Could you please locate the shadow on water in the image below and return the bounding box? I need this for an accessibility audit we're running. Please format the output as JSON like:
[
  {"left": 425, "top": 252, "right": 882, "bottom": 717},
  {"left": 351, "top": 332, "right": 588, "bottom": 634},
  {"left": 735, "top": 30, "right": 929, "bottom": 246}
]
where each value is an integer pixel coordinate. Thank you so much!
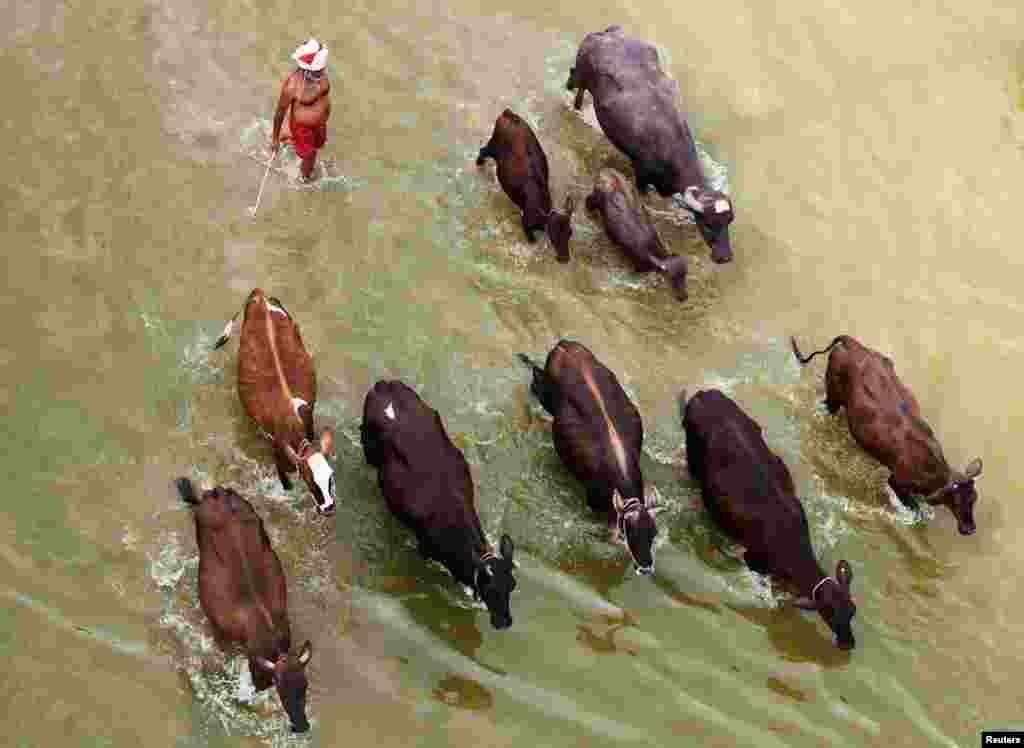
[
  {"left": 727, "top": 602, "right": 853, "bottom": 668},
  {"left": 433, "top": 673, "right": 495, "bottom": 710}
]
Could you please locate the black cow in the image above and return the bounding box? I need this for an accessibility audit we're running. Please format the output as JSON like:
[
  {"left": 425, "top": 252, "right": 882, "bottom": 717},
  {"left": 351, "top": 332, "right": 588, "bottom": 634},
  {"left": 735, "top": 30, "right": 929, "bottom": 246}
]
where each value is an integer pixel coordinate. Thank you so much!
[
  {"left": 680, "top": 389, "right": 857, "bottom": 650},
  {"left": 566, "top": 26, "right": 734, "bottom": 263},
  {"left": 360, "top": 380, "right": 518, "bottom": 630},
  {"left": 519, "top": 340, "right": 659, "bottom": 574}
]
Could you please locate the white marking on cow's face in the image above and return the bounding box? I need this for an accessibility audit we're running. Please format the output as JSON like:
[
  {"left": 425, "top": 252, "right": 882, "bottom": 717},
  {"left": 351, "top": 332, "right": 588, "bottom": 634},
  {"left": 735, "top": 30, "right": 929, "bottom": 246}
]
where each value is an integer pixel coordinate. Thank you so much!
[
  {"left": 714, "top": 199, "right": 730, "bottom": 214},
  {"left": 384, "top": 402, "right": 396, "bottom": 420},
  {"left": 291, "top": 397, "right": 308, "bottom": 419},
  {"left": 266, "top": 301, "right": 287, "bottom": 316},
  {"left": 307, "top": 452, "right": 336, "bottom": 511}
]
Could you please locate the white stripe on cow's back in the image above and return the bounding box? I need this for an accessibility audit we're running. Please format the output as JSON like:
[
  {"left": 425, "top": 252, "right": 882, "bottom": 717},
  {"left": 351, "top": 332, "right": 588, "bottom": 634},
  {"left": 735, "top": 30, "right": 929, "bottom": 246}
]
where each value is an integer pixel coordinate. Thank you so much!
[{"left": 579, "top": 366, "right": 630, "bottom": 479}]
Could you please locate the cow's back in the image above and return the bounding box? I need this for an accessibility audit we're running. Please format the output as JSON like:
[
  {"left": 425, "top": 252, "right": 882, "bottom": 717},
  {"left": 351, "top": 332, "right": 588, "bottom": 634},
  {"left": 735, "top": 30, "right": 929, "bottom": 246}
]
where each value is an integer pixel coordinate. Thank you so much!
[
  {"left": 835, "top": 342, "right": 947, "bottom": 486},
  {"left": 194, "top": 490, "right": 289, "bottom": 644},
  {"left": 238, "top": 293, "right": 317, "bottom": 433},
  {"left": 364, "top": 381, "right": 478, "bottom": 531},
  {"left": 594, "top": 168, "right": 660, "bottom": 254},
  {"left": 547, "top": 341, "right": 644, "bottom": 496},
  {"left": 685, "top": 390, "right": 803, "bottom": 545}
]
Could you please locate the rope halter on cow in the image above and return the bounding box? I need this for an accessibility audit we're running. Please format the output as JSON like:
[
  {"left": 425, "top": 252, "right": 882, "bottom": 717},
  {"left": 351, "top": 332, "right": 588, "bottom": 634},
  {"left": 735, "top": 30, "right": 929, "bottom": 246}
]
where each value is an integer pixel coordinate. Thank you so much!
[
  {"left": 472, "top": 547, "right": 499, "bottom": 600},
  {"left": 810, "top": 576, "right": 838, "bottom": 603},
  {"left": 616, "top": 496, "right": 645, "bottom": 537}
]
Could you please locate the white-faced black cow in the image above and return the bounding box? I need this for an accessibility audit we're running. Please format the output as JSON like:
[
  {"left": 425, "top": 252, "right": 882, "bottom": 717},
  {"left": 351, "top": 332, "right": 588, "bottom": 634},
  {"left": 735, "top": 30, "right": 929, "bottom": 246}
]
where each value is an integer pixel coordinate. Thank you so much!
[
  {"left": 518, "top": 340, "right": 660, "bottom": 574},
  {"left": 680, "top": 389, "right": 857, "bottom": 651},
  {"left": 214, "top": 288, "right": 336, "bottom": 514},
  {"left": 477, "top": 109, "right": 575, "bottom": 262},
  {"left": 175, "top": 478, "right": 314, "bottom": 732},
  {"left": 566, "top": 26, "right": 734, "bottom": 263},
  {"left": 360, "top": 380, "right": 518, "bottom": 630},
  {"left": 585, "top": 167, "right": 690, "bottom": 301},
  {"left": 792, "top": 334, "right": 983, "bottom": 535}
]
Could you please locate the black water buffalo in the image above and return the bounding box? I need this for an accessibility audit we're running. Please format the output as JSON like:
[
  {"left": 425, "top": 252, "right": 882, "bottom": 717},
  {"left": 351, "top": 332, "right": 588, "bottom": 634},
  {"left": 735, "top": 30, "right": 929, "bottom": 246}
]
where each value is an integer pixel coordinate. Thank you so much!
[
  {"left": 175, "top": 478, "right": 314, "bottom": 732},
  {"left": 477, "top": 108, "right": 575, "bottom": 262},
  {"left": 214, "top": 288, "right": 336, "bottom": 514},
  {"left": 360, "top": 380, "right": 518, "bottom": 630},
  {"left": 585, "top": 166, "right": 690, "bottom": 300},
  {"left": 680, "top": 389, "right": 857, "bottom": 650},
  {"left": 792, "top": 334, "right": 983, "bottom": 535},
  {"left": 519, "top": 340, "right": 659, "bottom": 574},
  {"left": 566, "top": 26, "right": 734, "bottom": 263}
]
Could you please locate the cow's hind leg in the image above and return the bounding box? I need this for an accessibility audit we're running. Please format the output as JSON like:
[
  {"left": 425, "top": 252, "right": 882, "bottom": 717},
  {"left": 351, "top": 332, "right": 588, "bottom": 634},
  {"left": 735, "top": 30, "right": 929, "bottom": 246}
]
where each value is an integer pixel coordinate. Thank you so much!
[{"left": 360, "top": 423, "right": 384, "bottom": 467}]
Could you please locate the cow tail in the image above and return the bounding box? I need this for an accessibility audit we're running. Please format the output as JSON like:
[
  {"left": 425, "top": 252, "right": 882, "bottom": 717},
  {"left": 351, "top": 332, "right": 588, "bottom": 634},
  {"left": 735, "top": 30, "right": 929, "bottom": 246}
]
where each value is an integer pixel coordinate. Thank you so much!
[
  {"left": 791, "top": 335, "right": 845, "bottom": 365},
  {"left": 213, "top": 309, "right": 241, "bottom": 350},
  {"left": 517, "top": 353, "right": 556, "bottom": 414},
  {"left": 175, "top": 477, "right": 200, "bottom": 505}
]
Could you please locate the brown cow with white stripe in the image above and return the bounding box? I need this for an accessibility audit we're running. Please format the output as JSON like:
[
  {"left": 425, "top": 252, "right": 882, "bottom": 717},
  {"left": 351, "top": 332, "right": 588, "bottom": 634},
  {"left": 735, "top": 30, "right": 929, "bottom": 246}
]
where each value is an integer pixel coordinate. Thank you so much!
[
  {"left": 214, "top": 288, "right": 336, "bottom": 514},
  {"left": 518, "top": 340, "right": 659, "bottom": 574}
]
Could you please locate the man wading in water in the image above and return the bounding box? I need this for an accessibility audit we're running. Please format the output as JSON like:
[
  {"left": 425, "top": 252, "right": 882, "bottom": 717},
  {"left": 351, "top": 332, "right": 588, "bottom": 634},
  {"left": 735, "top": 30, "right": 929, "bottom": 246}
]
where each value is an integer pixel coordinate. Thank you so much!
[{"left": 272, "top": 39, "right": 332, "bottom": 182}]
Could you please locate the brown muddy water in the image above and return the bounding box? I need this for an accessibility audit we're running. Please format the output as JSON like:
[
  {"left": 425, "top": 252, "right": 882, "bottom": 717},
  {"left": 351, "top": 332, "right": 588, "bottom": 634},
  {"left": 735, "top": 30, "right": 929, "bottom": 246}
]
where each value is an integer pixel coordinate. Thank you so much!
[{"left": 2, "top": 0, "right": 1023, "bottom": 745}]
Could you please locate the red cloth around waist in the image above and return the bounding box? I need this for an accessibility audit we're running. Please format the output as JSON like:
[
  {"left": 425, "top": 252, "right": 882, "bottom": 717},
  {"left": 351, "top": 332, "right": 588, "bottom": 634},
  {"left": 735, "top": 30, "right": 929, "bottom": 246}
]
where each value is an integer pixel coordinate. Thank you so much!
[{"left": 289, "top": 117, "right": 327, "bottom": 159}]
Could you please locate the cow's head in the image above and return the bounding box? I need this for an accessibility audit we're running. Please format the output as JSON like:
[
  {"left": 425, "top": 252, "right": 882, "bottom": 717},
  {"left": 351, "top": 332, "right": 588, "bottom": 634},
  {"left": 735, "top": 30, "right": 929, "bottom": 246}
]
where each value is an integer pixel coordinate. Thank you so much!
[
  {"left": 680, "top": 186, "right": 734, "bottom": 264},
  {"left": 612, "top": 490, "right": 659, "bottom": 575},
  {"left": 255, "top": 641, "right": 313, "bottom": 733},
  {"left": 285, "top": 431, "right": 337, "bottom": 514},
  {"left": 473, "top": 534, "right": 517, "bottom": 630},
  {"left": 793, "top": 560, "right": 857, "bottom": 651},
  {"left": 927, "top": 457, "right": 982, "bottom": 535},
  {"left": 546, "top": 195, "right": 575, "bottom": 263}
]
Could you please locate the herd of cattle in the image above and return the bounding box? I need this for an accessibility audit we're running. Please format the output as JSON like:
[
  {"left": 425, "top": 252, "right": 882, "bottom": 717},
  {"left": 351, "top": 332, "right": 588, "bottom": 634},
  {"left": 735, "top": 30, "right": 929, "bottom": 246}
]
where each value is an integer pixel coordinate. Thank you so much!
[{"left": 171, "top": 26, "right": 985, "bottom": 733}]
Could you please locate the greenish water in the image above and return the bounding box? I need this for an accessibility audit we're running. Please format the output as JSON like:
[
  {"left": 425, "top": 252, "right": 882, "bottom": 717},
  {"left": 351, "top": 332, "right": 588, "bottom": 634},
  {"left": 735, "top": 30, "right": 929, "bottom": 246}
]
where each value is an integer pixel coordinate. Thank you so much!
[{"left": 2, "top": 0, "right": 1023, "bottom": 745}]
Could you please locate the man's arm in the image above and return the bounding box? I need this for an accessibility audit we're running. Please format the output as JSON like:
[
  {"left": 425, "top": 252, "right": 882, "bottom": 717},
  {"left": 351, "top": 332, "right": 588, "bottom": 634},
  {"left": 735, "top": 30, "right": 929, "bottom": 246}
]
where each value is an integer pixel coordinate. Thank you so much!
[{"left": 270, "top": 76, "right": 294, "bottom": 154}]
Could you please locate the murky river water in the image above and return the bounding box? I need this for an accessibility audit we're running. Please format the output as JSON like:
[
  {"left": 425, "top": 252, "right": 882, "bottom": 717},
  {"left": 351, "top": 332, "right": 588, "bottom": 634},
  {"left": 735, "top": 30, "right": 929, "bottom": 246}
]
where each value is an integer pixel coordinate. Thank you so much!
[{"left": 2, "top": 0, "right": 1023, "bottom": 745}]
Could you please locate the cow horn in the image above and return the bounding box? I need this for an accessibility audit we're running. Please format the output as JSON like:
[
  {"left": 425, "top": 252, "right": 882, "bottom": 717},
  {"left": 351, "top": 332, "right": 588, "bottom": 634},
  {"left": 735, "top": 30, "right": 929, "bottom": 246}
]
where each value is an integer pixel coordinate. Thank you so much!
[
  {"left": 255, "top": 656, "right": 277, "bottom": 673},
  {"left": 612, "top": 490, "right": 625, "bottom": 513},
  {"left": 964, "top": 457, "right": 982, "bottom": 479},
  {"left": 681, "top": 187, "right": 705, "bottom": 214}
]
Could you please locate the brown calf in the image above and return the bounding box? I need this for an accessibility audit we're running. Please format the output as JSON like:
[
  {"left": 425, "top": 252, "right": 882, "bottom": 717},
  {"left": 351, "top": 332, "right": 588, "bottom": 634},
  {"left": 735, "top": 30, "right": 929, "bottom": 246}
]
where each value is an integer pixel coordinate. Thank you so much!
[
  {"left": 476, "top": 109, "right": 574, "bottom": 262},
  {"left": 792, "top": 335, "right": 982, "bottom": 535},
  {"left": 585, "top": 167, "right": 690, "bottom": 300},
  {"left": 214, "top": 288, "right": 336, "bottom": 514},
  {"left": 175, "top": 478, "right": 314, "bottom": 733}
]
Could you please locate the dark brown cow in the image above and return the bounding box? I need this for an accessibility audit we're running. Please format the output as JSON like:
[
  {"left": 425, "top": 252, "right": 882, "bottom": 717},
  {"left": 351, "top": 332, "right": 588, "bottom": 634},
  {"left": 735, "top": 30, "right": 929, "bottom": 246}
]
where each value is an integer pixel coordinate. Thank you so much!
[
  {"left": 476, "top": 109, "right": 575, "bottom": 262},
  {"left": 360, "top": 380, "right": 518, "bottom": 630},
  {"left": 585, "top": 167, "right": 690, "bottom": 301},
  {"left": 566, "top": 26, "right": 734, "bottom": 263},
  {"left": 792, "top": 335, "right": 983, "bottom": 535},
  {"left": 680, "top": 389, "right": 857, "bottom": 650},
  {"left": 175, "top": 478, "right": 314, "bottom": 732},
  {"left": 518, "top": 340, "right": 660, "bottom": 574},
  {"left": 214, "top": 288, "right": 336, "bottom": 514}
]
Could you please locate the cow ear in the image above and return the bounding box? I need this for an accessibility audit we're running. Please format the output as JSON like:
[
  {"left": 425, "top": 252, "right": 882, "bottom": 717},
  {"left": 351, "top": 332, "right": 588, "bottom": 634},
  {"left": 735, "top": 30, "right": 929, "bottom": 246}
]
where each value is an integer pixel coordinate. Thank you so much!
[
  {"left": 297, "top": 640, "right": 312, "bottom": 666},
  {"left": 964, "top": 457, "right": 982, "bottom": 479},
  {"left": 255, "top": 657, "right": 277, "bottom": 673},
  {"left": 836, "top": 560, "right": 853, "bottom": 589},
  {"left": 612, "top": 490, "right": 625, "bottom": 514},
  {"left": 283, "top": 443, "right": 302, "bottom": 466},
  {"left": 500, "top": 533, "right": 514, "bottom": 562},
  {"left": 791, "top": 596, "right": 820, "bottom": 611},
  {"left": 320, "top": 429, "right": 335, "bottom": 457}
]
